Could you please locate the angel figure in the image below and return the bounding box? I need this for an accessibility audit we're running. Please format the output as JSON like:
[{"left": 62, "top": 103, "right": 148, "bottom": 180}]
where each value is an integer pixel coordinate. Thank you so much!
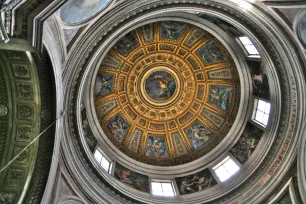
[
  {"left": 95, "top": 74, "right": 113, "bottom": 96},
  {"left": 210, "top": 87, "right": 232, "bottom": 110},
  {"left": 162, "top": 22, "right": 185, "bottom": 39}
]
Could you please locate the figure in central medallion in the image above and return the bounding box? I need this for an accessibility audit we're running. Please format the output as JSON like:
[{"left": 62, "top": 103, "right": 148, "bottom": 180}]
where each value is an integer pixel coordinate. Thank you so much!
[{"left": 145, "top": 70, "right": 176, "bottom": 102}]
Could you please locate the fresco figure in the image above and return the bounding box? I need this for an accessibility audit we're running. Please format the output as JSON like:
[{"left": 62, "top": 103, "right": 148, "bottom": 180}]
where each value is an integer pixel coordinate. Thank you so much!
[
  {"left": 160, "top": 21, "right": 186, "bottom": 40},
  {"left": 176, "top": 169, "right": 217, "bottom": 195},
  {"left": 252, "top": 71, "right": 269, "bottom": 100},
  {"left": 114, "top": 163, "right": 149, "bottom": 192},
  {"left": 186, "top": 120, "right": 212, "bottom": 149},
  {"left": 247, "top": 61, "right": 270, "bottom": 100},
  {"left": 230, "top": 123, "right": 263, "bottom": 164},
  {"left": 208, "top": 86, "right": 232, "bottom": 110},
  {"left": 95, "top": 73, "right": 113, "bottom": 97},
  {"left": 60, "top": 0, "right": 111, "bottom": 25},
  {"left": 145, "top": 71, "right": 176, "bottom": 102},
  {"left": 106, "top": 114, "right": 129, "bottom": 143},
  {"left": 146, "top": 135, "right": 168, "bottom": 158}
]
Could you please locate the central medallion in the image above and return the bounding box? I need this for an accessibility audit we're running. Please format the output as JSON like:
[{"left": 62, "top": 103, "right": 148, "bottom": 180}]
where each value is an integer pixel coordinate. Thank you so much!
[
  {"left": 140, "top": 66, "right": 181, "bottom": 107},
  {"left": 145, "top": 70, "right": 176, "bottom": 102}
]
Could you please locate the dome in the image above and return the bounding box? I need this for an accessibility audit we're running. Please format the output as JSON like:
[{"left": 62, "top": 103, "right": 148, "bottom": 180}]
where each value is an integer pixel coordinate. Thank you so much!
[
  {"left": 93, "top": 21, "right": 240, "bottom": 166},
  {"left": 2, "top": 0, "right": 305, "bottom": 204}
]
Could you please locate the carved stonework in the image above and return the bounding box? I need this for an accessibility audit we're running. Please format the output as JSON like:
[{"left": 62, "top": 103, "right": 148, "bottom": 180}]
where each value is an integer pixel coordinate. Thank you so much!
[
  {"left": 17, "top": 104, "right": 33, "bottom": 120},
  {"left": 13, "top": 148, "right": 28, "bottom": 163},
  {"left": 16, "top": 124, "right": 32, "bottom": 142},
  {"left": 5, "top": 169, "right": 25, "bottom": 188},
  {"left": 12, "top": 64, "right": 30, "bottom": 79},
  {"left": 0, "top": 105, "right": 8, "bottom": 116},
  {"left": 16, "top": 83, "right": 33, "bottom": 100},
  {"left": 0, "top": 192, "right": 15, "bottom": 204}
]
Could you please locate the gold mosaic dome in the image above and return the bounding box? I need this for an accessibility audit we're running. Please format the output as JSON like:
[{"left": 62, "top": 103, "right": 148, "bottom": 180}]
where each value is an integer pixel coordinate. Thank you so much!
[{"left": 94, "top": 21, "right": 240, "bottom": 166}]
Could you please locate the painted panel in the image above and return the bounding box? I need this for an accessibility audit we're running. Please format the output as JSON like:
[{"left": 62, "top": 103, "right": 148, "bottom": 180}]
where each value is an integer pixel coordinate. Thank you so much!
[
  {"left": 298, "top": 14, "right": 306, "bottom": 48},
  {"left": 175, "top": 169, "right": 217, "bottom": 195},
  {"left": 60, "top": 0, "right": 111, "bottom": 25},
  {"left": 229, "top": 123, "right": 263, "bottom": 164},
  {"left": 114, "top": 163, "right": 149, "bottom": 193},
  {"left": 247, "top": 61, "right": 270, "bottom": 100}
]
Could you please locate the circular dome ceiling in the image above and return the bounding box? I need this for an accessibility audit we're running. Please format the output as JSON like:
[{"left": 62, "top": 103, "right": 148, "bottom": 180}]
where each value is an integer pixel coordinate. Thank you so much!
[{"left": 94, "top": 21, "right": 240, "bottom": 166}]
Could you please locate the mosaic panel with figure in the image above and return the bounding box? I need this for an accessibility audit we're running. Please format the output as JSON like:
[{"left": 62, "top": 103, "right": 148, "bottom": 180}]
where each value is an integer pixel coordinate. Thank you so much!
[
  {"left": 145, "top": 135, "right": 169, "bottom": 158},
  {"left": 197, "top": 40, "right": 226, "bottom": 65},
  {"left": 208, "top": 86, "right": 232, "bottom": 111},
  {"left": 95, "top": 73, "right": 114, "bottom": 97},
  {"left": 105, "top": 114, "right": 129, "bottom": 143},
  {"left": 185, "top": 120, "right": 213, "bottom": 149},
  {"left": 113, "top": 31, "right": 138, "bottom": 56},
  {"left": 160, "top": 21, "right": 187, "bottom": 40}
]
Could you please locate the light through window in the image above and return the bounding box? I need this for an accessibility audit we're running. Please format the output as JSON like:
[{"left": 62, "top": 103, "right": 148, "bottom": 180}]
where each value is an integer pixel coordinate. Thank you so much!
[
  {"left": 151, "top": 181, "right": 175, "bottom": 197},
  {"left": 239, "top": 36, "right": 260, "bottom": 58},
  {"left": 254, "top": 99, "right": 270, "bottom": 127},
  {"left": 94, "top": 149, "right": 112, "bottom": 173},
  {"left": 213, "top": 156, "right": 240, "bottom": 182}
]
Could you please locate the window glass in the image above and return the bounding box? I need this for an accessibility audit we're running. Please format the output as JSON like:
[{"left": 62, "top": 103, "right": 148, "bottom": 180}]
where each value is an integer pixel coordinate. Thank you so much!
[
  {"left": 94, "top": 149, "right": 112, "bottom": 173},
  {"left": 151, "top": 181, "right": 175, "bottom": 196},
  {"left": 213, "top": 156, "right": 240, "bottom": 182},
  {"left": 238, "top": 36, "right": 260, "bottom": 58},
  {"left": 254, "top": 99, "right": 271, "bottom": 127}
]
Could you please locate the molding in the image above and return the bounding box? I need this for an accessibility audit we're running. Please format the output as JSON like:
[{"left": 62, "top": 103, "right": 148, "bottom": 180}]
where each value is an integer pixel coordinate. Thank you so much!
[{"left": 298, "top": 120, "right": 306, "bottom": 204}]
